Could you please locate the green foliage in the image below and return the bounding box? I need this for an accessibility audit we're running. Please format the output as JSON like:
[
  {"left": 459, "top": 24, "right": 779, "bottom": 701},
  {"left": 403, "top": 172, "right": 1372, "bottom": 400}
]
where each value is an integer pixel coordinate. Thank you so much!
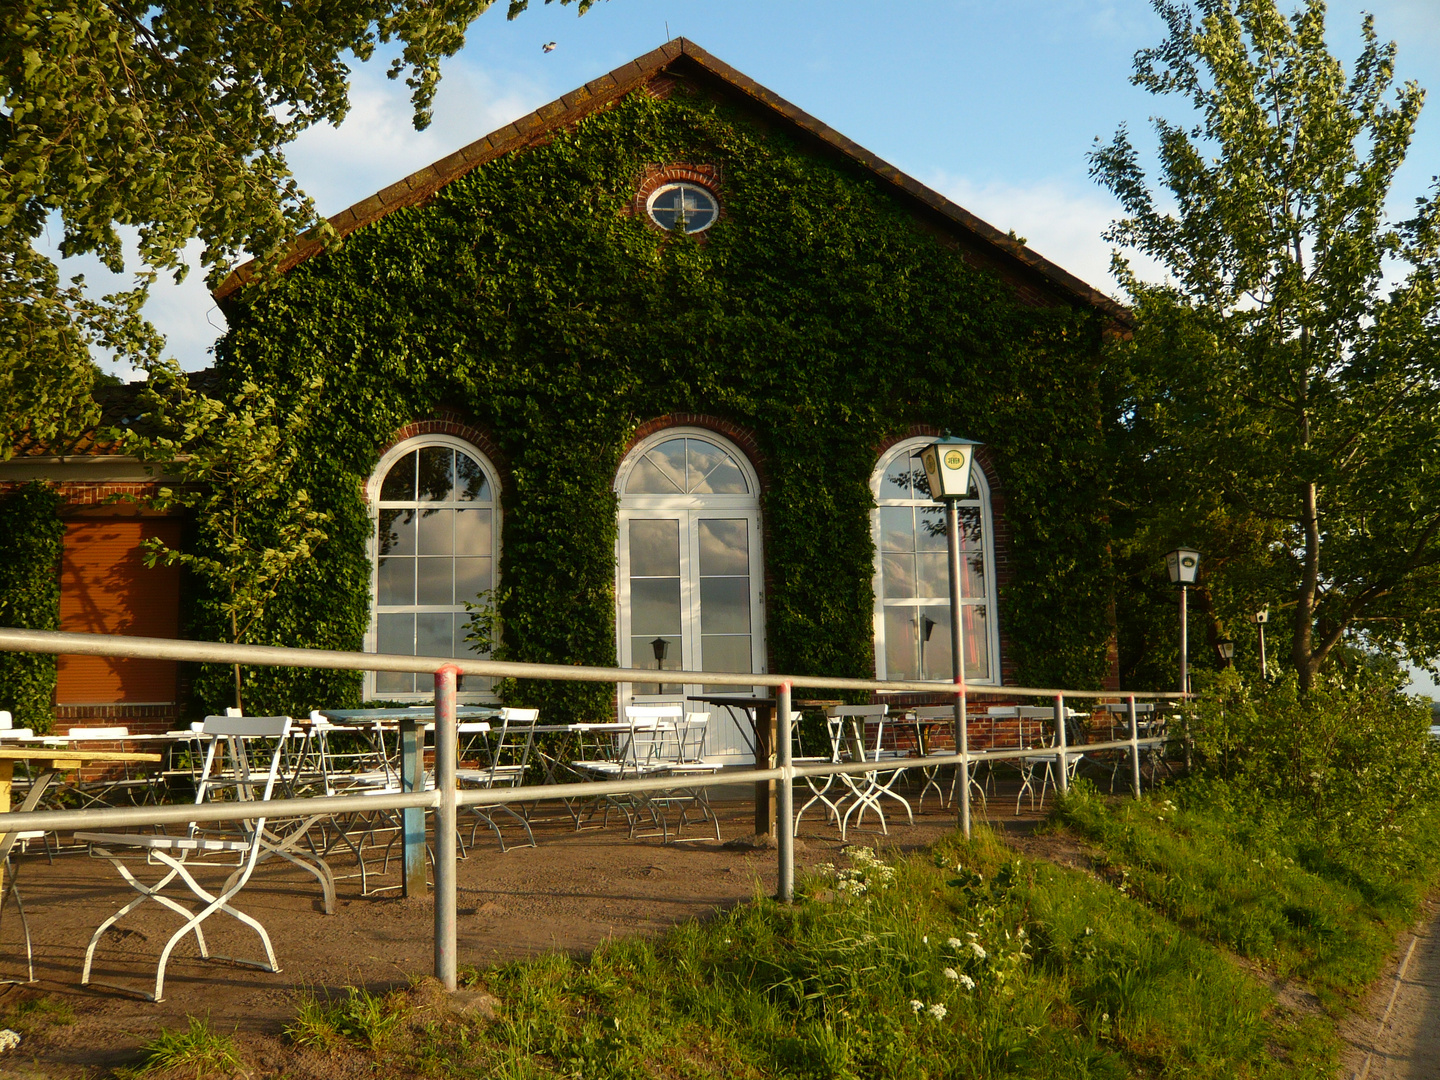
[
  {"left": 1094, "top": 0, "right": 1440, "bottom": 690},
  {"left": 120, "top": 1014, "right": 244, "bottom": 1079},
  {"left": 0, "top": 0, "right": 591, "bottom": 458},
  {"left": 217, "top": 86, "right": 1119, "bottom": 718},
  {"left": 0, "top": 482, "right": 61, "bottom": 731},
  {"left": 120, "top": 364, "right": 332, "bottom": 712},
  {"left": 1188, "top": 668, "right": 1439, "bottom": 867},
  {"left": 1058, "top": 673, "right": 1440, "bottom": 1007}
]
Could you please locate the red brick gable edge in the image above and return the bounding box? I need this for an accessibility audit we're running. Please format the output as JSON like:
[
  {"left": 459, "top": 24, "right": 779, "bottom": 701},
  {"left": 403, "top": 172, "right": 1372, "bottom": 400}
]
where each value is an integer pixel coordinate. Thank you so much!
[{"left": 372, "top": 413, "right": 510, "bottom": 501}]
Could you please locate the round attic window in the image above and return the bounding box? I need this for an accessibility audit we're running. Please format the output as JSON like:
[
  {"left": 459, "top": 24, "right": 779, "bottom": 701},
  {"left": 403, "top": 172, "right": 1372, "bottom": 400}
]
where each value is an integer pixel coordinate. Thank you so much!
[{"left": 646, "top": 182, "right": 718, "bottom": 234}]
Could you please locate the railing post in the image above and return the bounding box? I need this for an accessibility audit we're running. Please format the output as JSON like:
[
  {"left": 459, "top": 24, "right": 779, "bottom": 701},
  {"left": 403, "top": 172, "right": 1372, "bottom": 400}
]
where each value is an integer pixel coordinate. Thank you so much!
[
  {"left": 776, "top": 681, "right": 794, "bottom": 903},
  {"left": 433, "top": 665, "right": 459, "bottom": 992},
  {"left": 1128, "top": 695, "right": 1142, "bottom": 799},
  {"left": 1054, "top": 693, "right": 1069, "bottom": 797},
  {"left": 400, "top": 717, "right": 426, "bottom": 897}
]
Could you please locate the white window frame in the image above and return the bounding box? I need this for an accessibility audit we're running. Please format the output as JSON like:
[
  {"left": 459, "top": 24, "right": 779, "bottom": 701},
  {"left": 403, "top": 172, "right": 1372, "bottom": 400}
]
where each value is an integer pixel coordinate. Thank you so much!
[
  {"left": 614, "top": 428, "right": 767, "bottom": 759},
  {"left": 364, "top": 433, "right": 501, "bottom": 702},
  {"left": 870, "top": 436, "right": 1000, "bottom": 685}
]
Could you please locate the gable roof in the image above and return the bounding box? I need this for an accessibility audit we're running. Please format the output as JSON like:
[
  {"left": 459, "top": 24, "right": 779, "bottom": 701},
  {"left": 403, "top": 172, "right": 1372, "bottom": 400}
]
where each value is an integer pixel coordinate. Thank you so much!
[{"left": 212, "top": 38, "right": 1129, "bottom": 325}]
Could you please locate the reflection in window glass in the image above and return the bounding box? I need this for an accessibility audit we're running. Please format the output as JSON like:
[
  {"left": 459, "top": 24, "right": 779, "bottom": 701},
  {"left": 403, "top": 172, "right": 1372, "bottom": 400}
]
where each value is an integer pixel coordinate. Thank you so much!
[
  {"left": 625, "top": 438, "right": 750, "bottom": 496},
  {"left": 373, "top": 445, "right": 497, "bottom": 696},
  {"left": 647, "top": 183, "right": 718, "bottom": 233},
  {"left": 874, "top": 446, "right": 992, "bottom": 682}
]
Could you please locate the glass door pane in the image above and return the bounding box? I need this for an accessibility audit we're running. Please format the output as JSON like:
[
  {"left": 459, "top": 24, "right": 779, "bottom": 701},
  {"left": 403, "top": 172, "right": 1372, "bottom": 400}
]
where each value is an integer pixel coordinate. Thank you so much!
[
  {"left": 697, "top": 518, "right": 752, "bottom": 693},
  {"left": 629, "top": 518, "right": 683, "bottom": 695}
]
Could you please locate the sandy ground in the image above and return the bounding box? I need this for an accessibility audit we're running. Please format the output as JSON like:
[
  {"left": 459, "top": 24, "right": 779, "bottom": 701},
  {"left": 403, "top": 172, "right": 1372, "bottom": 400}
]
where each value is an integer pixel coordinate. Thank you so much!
[
  {"left": 0, "top": 779, "right": 1043, "bottom": 1076},
  {"left": 1340, "top": 895, "right": 1440, "bottom": 1080}
]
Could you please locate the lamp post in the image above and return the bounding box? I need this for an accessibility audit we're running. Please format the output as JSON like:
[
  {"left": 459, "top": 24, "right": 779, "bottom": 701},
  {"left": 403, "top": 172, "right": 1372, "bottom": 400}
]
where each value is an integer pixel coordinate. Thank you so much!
[
  {"left": 1252, "top": 608, "right": 1269, "bottom": 679},
  {"left": 1217, "top": 637, "right": 1235, "bottom": 668},
  {"left": 1165, "top": 548, "right": 1201, "bottom": 695},
  {"left": 920, "top": 437, "right": 980, "bottom": 838}
]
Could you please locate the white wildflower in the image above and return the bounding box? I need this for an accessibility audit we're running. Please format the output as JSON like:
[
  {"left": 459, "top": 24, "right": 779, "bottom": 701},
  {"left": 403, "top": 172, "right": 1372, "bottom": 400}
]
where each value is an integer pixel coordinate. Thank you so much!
[
  {"left": 0, "top": 1030, "right": 19, "bottom": 1054},
  {"left": 959, "top": 973, "right": 976, "bottom": 991},
  {"left": 922, "top": 936, "right": 928, "bottom": 945},
  {"left": 943, "top": 967, "right": 959, "bottom": 980},
  {"left": 910, "top": 999, "right": 925, "bottom": 1013},
  {"left": 969, "top": 942, "right": 987, "bottom": 960},
  {"left": 927, "top": 1003, "right": 948, "bottom": 1020},
  {"left": 947, "top": 937, "right": 963, "bottom": 949}
]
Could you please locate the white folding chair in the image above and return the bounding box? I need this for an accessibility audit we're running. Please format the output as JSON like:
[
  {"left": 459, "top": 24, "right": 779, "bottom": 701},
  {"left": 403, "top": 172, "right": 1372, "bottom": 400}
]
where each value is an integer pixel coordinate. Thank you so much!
[
  {"left": 458, "top": 707, "right": 538, "bottom": 852},
  {"left": 0, "top": 830, "right": 45, "bottom": 984},
  {"left": 571, "top": 705, "right": 675, "bottom": 838},
  {"left": 828, "top": 705, "right": 912, "bottom": 840},
  {"left": 77, "top": 715, "right": 295, "bottom": 1002}
]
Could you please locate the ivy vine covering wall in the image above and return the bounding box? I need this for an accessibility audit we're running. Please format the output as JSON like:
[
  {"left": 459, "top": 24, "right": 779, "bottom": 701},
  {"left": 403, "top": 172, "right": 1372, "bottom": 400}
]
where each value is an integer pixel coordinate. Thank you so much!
[
  {"left": 213, "top": 84, "right": 1118, "bottom": 720},
  {"left": 0, "top": 483, "right": 62, "bottom": 730}
]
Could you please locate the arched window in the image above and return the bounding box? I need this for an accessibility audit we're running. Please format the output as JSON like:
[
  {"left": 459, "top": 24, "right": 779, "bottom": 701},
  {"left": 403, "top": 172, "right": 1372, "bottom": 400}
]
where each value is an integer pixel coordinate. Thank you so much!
[
  {"left": 870, "top": 438, "right": 998, "bottom": 684},
  {"left": 614, "top": 428, "right": 766, "bottom": 760},
  {"left": 367, "top": 436, "right": 500, "bottom": 699}
]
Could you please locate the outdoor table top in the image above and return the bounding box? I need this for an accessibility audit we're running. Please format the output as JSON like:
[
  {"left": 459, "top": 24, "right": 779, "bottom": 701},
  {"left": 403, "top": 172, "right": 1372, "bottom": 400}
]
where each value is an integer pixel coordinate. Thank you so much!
[
  {"left": 687, "top": 695, "right": 775, "bottom": 708},
  {"left": 319, "top": 707, "right": 497, "bottom": 721},
  {"left": 0, "top": 748, "right": 162, "bottom": 764}
]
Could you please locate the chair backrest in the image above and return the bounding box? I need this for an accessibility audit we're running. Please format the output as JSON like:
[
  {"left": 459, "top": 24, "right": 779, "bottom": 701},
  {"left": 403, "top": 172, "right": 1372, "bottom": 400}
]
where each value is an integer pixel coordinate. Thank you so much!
[
  {"left": 0, "top": 711, "right": 11, "bottom": 730},
  {"left": 195, "top": 715, "right": 293, "bottom": 815},
  {"left": 627, "top": 704, "right": 684, "bottom": 724},
  {"left": 911, "top": 706, "right": 956, "bottom": 720},
  {"left": 675, "top": 710, "right": 711, "bottom": 763}
]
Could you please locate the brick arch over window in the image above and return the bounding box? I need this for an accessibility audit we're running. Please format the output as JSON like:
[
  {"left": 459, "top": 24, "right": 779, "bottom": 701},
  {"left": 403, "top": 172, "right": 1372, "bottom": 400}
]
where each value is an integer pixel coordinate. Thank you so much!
[
  {"left": 624, "top": 414, "right": 768, "bottom": 492},
  {"left": 630, "top": 164, "right": 725, "bottom": 223},
  {"left": 373, "top": 412, "right": 509, "bottom": 500}
]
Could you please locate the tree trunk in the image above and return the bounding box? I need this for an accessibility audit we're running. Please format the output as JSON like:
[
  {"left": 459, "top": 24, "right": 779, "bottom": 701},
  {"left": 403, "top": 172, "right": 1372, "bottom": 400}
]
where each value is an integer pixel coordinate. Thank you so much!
[
  {"left": 231, "top": 608, "right": 243, "bottom": 714},
  {"left": 1294, "top": 479, "right": 1320, "bottom": 694}
]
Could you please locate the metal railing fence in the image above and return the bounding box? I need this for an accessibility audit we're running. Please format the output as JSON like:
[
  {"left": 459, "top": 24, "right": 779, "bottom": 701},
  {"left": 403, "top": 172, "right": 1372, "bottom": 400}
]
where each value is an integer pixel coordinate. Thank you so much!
[{"left": 0, "top": 627, "right": 1184, "bottom": 993}]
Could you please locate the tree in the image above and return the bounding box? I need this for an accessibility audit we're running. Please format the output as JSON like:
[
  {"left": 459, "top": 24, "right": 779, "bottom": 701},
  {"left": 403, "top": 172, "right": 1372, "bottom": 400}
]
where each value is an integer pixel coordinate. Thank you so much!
[
  {"left": 0, "top": 0, "right": 593, "bottom": 456},
  {"left": 122, "top": 366, "right": 331, "bottom": 711},
  {"left": 1093, "top": 0, "right": 1440, "bottom": 692}
]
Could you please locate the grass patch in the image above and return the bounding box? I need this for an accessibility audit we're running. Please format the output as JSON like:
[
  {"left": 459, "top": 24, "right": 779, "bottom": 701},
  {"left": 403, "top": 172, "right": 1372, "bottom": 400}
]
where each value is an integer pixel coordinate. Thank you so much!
[
  {"left": 1, "top": 992, "right": 75, "bottom": 1034},
  {"left": 1054, "top": 777, "right": 1437, "bottom": 1010},
  {"left": 286, "top": 985, "right": 410, "bottom": 1051},
  {"left": 278, "top": 831, "right": 1337, "bottom": 1079},
  {"left": 117, "top": 1015, "right": 244, "bottom": 1079}
]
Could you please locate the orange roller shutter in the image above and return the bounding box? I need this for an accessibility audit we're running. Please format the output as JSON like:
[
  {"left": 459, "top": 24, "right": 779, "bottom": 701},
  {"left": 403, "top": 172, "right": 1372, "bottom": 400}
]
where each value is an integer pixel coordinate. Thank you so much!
[{"left": 57, "top": 519, "right": 182, "bottom": 704}]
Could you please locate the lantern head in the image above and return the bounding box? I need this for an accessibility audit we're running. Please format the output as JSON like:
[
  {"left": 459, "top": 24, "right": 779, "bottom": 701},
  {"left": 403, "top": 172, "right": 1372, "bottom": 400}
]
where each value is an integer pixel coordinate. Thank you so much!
[{"left": 919, "top": 438, "right": 980, "bottom": 500}]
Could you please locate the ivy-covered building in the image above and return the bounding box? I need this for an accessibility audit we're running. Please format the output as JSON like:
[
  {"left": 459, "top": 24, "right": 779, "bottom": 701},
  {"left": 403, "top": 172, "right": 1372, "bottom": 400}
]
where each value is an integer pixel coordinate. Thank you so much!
[{"left": 1, "top": 40, "right": 1129, "bottom": 753}]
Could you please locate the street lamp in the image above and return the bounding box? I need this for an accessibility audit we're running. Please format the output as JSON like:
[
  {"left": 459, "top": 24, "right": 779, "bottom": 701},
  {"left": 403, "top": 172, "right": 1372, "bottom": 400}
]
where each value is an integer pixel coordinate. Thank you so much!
[
  {"left": 1252, "top": 608, "right": 1269, "bottom": 679},
  {"left": 1165, "top": 548, "right": 1201, "bottom": 695},
  {"left": 1217, "top": 637, "right": 1235, "bottom": 667},
  {"left": 920, "top": 437, "right": 980, "bottom": 837}
]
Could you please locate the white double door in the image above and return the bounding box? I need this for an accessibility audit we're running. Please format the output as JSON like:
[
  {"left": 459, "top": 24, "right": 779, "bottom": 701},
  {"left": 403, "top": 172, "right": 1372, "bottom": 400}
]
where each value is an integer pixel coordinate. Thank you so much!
[{"left": 617, "top": 509, "right": 766, "bottom": 761}]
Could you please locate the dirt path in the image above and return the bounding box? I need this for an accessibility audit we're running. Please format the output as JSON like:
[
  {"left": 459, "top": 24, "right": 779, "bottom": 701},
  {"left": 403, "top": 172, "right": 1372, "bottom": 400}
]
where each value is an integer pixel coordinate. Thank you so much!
[{"left": 1340, "top": 895, "right": 1440, "bottom": 1079}]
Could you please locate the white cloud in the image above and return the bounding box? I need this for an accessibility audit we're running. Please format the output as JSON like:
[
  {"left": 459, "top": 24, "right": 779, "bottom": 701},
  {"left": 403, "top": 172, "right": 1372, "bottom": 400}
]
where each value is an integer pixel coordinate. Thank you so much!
[
  {"left": 283, "top": 60, "right": 552, "bottom": 218},
  {"left": 923, "top": 171, "right": 1166, "bottom": 300}
]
